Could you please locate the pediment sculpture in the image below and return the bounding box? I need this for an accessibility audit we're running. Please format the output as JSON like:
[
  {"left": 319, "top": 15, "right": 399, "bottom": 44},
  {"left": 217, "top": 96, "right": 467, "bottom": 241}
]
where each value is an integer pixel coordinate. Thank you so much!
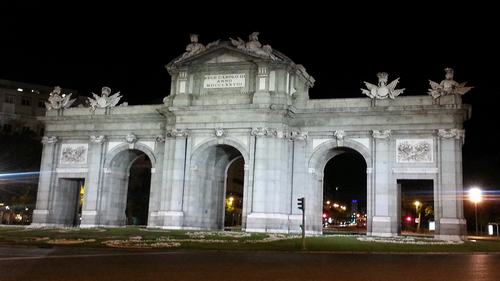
[
  {"left": 428, "top": 68, "right": 473, "bottom": 99},
  {"left": 230, "top": 32, "right": 277, "bottom": 60},
  {"left": 45, "top": 86, "right": 75, "bottom": 110},
  {"left": 361, "top": 72, "right": 405, "bottom": 99},
  {"left": 88, "top": 86, "right": 122, "bottom": 111},
  {"left": 174, "top": 34, "right": 220, "bottom": 63}
]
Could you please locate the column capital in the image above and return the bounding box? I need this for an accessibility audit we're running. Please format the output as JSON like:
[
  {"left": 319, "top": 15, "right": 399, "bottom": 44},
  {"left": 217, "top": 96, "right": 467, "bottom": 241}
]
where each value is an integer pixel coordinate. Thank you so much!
[
  {"left": 250, "top": 127, "right": 269, "bottom": 137},
  {"left": 289, "top": 130, "right": 308, "bottom": 141},
  {"left": 437, "top": 128, "right": 464, "bottom": 139},
  {"left": 41, "top": 136, "right": 58, "bottom": 144},
  {"left": 372, "top": 129, "right": 392, "bottom": 139},
  {"left": 89, "top": 135, "right": 106, "bottom": 143},
  {"left": 167, "top": 128, "right": 189, "bottom": 138},
  {"left": 155, "top": 135, "right": 166, "bottom": 143}
]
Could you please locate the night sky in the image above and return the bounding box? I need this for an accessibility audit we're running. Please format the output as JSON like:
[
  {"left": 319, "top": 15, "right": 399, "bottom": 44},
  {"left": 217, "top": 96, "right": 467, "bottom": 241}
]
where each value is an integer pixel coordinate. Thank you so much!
[{"left": 1, "top": 4, "right": 499, "bottom": 214}]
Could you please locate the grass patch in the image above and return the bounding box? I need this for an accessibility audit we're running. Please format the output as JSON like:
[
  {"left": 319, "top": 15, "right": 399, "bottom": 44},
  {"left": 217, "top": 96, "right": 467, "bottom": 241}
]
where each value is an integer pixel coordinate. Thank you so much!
[{"left": 0, "top": 226, "right": 499, "bottom": 252}]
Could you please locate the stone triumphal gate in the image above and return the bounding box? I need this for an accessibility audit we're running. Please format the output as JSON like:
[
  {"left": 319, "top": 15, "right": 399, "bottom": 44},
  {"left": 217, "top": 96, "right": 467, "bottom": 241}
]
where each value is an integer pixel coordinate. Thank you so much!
[{"left": 32, "top": 33, "right": 471, "bottom": 240}]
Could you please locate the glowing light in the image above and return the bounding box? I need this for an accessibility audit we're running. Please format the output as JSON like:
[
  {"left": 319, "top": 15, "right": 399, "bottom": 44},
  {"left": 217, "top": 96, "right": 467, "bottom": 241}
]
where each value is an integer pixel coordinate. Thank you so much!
[
  {"left": 322, "top": 213, "right": 327, "bottom": 218},
  {"left": 469, "top": 187, "right": 482, "bottom": 203},
  {"left": 414, "top": 201, "right": 421, "bottom": 207},
  {"left": 326, "top": 200, "right": 330, "bottom": 205},
  {"left": 429, "top": 221, "right": 435, "bottom": 231},
  {"left": 406, "top": 216, "right": 412, "bottom": 222},
  {"left": 333, "top": 203, "right": 339, "bottom": 208},
  {"left": 17, "top": 88, "right": 23, "bottom": 92},
  {"left": 0, "top": 171, "right": 40, "bottom": 178}
]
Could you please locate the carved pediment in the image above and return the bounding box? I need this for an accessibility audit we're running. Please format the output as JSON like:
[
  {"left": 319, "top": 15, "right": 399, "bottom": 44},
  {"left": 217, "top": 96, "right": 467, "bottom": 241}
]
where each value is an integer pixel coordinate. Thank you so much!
[
  {"left": 167, "top": 42, "right": 291, "bottom": 74},
  {"left": 204, "top": 53, "right": 248, "bottom": 64}
]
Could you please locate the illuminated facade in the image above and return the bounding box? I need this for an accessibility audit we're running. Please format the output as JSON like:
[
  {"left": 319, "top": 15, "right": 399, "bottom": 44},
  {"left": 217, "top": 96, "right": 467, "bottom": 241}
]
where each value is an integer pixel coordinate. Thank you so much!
[{"left": 32, "top": 34, "right": 470, "bottom": 240}]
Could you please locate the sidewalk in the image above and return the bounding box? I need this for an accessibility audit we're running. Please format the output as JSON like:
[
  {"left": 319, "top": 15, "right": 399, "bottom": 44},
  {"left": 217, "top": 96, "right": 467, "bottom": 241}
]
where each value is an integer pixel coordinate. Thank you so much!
[{"left": 467, "top": 235, "right": 500, "bottom": 242}]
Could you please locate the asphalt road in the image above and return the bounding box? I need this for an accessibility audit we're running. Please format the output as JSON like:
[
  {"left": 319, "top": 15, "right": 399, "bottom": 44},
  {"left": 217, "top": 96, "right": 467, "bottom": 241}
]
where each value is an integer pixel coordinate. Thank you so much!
[{"left": 1, "top": 246, "right": 499, "bottom": 281}]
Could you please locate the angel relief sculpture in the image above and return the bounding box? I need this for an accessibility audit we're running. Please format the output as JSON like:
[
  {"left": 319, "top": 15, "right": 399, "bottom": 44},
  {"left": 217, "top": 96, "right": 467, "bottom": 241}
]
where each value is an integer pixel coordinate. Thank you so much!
[
  {"left": 428, "top": 68, "right": 473, "bottom": 99},
  {"left": 361, "top": 72, "right": 405, "bottom": 99},
  {"left": 87, "top": 86, "right": 122, "bottom": 111}
]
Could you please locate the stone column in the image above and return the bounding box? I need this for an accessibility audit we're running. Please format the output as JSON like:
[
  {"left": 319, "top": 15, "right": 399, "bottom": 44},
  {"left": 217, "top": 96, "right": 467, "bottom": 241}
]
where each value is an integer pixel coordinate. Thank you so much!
[
  {"left": 159, "top": 129, "right": 188, "bottom": 229},
  {"left": 81, "top": 135, "right": 106, "bottom": 227},
  {"left": 436, "top": 128, "right": 467, "bottom": 240},
  {"left": 147, "top": 135, "right": 165, "bottom": 227},
  {"left": 32, "top": 136, "right": 58, "bottom": 226},
  {"left": 289, "top": 130, "right": 308, "bottom": 233},
  {"left": 246, "top": 127, "right": 290, "bottom": 233},
  {"left": 370, "top": 130, "right": 394, "bottom": 236}
]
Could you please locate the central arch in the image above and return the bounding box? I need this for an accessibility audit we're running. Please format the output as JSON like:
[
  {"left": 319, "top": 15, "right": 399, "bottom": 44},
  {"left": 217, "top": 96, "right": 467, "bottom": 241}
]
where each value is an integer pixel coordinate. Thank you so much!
[
  {"left": 308, "top": 140, "right": 372, "bottom": 234},
  {"left": 184, "top": 141, "right": 247, "bottom": 230}
]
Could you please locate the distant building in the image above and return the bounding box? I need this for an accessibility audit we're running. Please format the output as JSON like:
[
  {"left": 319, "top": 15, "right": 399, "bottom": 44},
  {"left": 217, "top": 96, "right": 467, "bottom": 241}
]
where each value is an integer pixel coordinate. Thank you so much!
[
  {"left": 0, "top": 79, "right": 79, "bottom": 136},
  {"left": 351, "top": 200, "right": 358, "bottom": 215}
]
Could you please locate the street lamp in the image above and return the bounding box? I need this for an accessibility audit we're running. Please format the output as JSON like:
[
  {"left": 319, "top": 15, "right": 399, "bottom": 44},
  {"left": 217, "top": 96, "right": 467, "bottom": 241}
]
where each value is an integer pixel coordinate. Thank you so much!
[
  {"left": 414, "top": 201, "right": 421, "bottom": 232},
  {"left": 469, "top": 187, "right": 482, "bottom": 236}
]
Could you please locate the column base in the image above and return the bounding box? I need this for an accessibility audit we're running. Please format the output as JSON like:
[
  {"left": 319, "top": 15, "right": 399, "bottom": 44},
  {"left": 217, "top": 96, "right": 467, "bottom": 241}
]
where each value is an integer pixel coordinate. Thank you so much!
[
  {"left": 245, "top": 213, "right": 321, "bottom": 234},
  {"left": 437, "top": 218, "right": 466, "bottom": 240},
  {"left": 368, "top": 216, "right": 398, "bottom": 237},
  {"left": 31, "top": 209, "right": 51, "bottom": 225},
  {"left": 155, "top": 211, "right": 184, "bottom": 228},
  {"left": 81, "top": 210, "right": 99, "bottom": 226}
]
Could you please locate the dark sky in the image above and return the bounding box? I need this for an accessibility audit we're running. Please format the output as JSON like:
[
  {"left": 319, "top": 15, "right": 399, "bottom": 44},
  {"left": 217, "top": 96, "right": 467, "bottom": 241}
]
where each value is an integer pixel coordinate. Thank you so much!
[{"left": 1, "top": 3, "right": 499, "bottom": 194}]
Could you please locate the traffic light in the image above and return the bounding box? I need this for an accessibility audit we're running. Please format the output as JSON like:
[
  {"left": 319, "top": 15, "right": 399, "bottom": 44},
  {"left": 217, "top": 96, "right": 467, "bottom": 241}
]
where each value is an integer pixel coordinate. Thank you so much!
[{"left": 297, "top": 197, "right": 305, "bottom": 211}]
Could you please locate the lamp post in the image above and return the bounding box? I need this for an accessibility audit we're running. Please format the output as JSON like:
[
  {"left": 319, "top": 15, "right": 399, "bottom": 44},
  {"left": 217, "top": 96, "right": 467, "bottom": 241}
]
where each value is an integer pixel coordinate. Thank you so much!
[
  {"left": 469, "top": 187, "right": 482, "bottom": 236},
  {"left": 414, "top": 201, "right": 421, "bottom": 232}
]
